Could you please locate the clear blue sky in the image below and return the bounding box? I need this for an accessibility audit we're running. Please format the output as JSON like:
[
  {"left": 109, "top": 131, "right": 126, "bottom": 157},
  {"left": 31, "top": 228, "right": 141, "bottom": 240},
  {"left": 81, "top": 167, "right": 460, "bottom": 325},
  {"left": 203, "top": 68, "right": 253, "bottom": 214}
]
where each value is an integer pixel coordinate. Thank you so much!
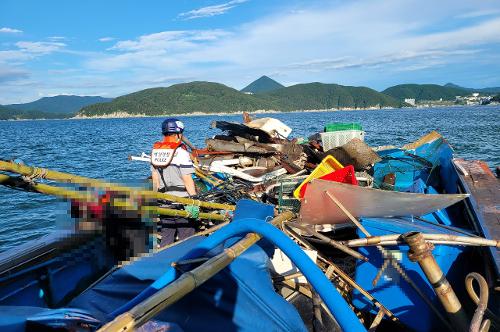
[{"left": 1, "top": 0, "right": 500, "bottom": 103}]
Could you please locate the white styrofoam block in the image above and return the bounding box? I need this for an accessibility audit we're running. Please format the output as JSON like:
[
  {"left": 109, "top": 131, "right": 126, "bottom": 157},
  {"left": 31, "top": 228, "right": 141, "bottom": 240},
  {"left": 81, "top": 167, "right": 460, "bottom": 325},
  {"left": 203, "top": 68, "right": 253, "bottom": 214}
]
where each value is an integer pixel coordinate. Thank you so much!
[{"left": 270, "top": 248, "right": 317, "bottom": 284}]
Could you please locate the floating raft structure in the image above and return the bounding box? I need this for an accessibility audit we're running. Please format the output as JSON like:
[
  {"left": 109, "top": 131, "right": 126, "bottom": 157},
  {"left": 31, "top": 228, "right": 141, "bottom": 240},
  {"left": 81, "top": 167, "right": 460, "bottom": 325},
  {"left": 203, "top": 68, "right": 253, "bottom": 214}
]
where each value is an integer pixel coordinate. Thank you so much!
[{"left": 0, "top": 116, "right": 498, "bottom": 332}]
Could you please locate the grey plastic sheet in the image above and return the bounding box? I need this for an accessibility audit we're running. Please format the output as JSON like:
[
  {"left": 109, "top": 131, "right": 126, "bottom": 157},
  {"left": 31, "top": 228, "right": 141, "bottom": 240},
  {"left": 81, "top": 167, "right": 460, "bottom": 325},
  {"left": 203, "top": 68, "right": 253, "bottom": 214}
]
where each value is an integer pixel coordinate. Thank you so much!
[{"left": 299, "top": 179, "right": 468, "bottom": 225}]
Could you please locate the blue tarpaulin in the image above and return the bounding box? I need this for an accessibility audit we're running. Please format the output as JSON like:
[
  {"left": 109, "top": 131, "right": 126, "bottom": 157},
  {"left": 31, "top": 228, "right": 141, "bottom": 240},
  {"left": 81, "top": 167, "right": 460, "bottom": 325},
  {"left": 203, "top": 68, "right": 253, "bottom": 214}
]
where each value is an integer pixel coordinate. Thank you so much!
[
  {"left": 69, "top": 201, "right": 307, "bottom": 332},
  {"left": 0, "top": 200, "right": 307, "bottom": 331}
]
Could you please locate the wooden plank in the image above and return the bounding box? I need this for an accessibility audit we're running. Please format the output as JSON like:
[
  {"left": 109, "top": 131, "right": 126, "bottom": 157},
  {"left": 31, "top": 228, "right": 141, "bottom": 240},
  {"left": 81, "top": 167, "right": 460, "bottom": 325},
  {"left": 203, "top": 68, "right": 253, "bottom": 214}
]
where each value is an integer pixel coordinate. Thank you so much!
[{"left": 454, "top": 159, "right": 500, "bottom": 282}]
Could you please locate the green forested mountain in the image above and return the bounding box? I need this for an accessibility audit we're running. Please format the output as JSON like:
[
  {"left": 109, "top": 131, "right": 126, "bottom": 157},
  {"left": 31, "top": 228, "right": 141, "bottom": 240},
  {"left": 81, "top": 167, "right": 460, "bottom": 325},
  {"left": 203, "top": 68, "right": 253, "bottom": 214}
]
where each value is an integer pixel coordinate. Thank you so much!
[
  {"left": 492, "top": 94, "right": 500, "bottom": 102},
  {"left": 262, "top": 82, "right": 402, "bottom": 109},
  {"left": 78, "top": 81, "right": 402, "bottom": 116},
  {"left": 5, "top": 95, "right": 112, "bottom": 114},
  {"left": 0, "top": 105, "right": 70, "bottom": 120},
  {"left": 241, "top": 75, "right": 285, "bottom": 94},
  {"left": 444, "top": 83, "right": 500, "bottom": 94},
  {"left": 79, "top": 82, "right": 279, "bottom": 116},
  {"left": 382, "top": 84, "right": 467, "bottom": 101}
]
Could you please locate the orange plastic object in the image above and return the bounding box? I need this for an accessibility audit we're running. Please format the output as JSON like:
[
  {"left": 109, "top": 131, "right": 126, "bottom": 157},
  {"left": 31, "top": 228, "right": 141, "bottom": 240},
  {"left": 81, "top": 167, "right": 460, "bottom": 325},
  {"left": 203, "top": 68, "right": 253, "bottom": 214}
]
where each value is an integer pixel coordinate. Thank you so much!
[{"left": 293, "top": 155, "right": 343, "bottom": 199}]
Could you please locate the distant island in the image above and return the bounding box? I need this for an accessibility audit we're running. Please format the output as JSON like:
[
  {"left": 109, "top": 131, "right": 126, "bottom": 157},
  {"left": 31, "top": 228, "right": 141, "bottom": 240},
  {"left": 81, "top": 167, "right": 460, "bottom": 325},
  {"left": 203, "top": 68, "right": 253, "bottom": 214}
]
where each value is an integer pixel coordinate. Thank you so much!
[
  {"left": 0, "top": 95, "right": 112, "bottom": 120},
  {"left": 1, "top": 76, "right": 498, "bottom": 120},
  {"left": 77, "top": 80, "right": 403, "bottom": 117}
]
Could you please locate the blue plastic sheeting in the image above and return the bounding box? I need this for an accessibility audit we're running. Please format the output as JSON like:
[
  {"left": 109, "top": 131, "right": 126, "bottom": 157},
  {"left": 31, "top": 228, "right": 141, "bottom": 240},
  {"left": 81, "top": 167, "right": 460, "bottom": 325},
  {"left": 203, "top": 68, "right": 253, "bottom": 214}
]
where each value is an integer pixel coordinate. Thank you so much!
[
  {"left": 401, "top": 179, "right": 454, "bottom": 226},
  {"left": 70, "top": 230, "right": 307, "bottom": 331},
  {"left": 352, "top": 217, "right": 470, "bottom": 332},
  {"left": 374, "top": 149, "right": 433, "bottom": 191},
  {"left": 109, "top": 200, "right": 277, "bottom": 317},
  {"left": 373, "top": 137, "right": 458, "bottom": 195},
  {"left": 411, "top": 136, "right": 458, "bottom": 195},
  {"left": 232, "top": 199, "right": 275, "bottom": 221}
]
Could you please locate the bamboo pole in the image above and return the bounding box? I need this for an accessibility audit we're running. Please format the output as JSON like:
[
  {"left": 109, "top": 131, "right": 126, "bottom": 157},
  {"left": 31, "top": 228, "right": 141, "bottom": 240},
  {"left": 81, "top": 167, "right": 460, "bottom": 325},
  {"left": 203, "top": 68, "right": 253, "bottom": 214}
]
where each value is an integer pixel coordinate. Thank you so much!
[
  {"left": 285, "top": 222, "right": 368, "bottom": 261},
  {"left": 0, "top": 174, "right": 227, "bottom": 221},
  {"left": 0, "top": 174, "right": 92, "bottom": 201},
  {"left": 342, "top": 234, "right": 499, "bottom": 248},
  {"left": 403, "top": 232, "right": 469, "bottom": 332},
  {"left": 0, "top": 160, "right": 235, "bottom": 211},
  {"left": 98, "top": 211, "right": 296, "bottom": 332}
]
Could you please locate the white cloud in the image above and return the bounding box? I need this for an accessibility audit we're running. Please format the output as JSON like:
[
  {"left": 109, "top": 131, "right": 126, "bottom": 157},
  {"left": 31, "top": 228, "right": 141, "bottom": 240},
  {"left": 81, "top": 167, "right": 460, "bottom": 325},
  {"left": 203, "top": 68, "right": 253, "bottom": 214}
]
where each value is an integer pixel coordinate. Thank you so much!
[
  {"left": 456, "top": 9, "right": 500, "bottom": 19},
  {"left": 0, "top": 66, "right": 30, "bottom": 83},
  {"left": 82, "top": 0, "right": 500, "bottom": 90},
  {"left": 0, "top": 50, "right": 32, "bottom": 63},
  {"left": 47, "top": 36, "right": 66, "bottom": 41},
  {"left": 87, "top": 30, "right": 230, "bottom": 71},
  {"left": 15, "top": 41, "right": 66, "bottom": 54},
  {"left": 283, "top": 50, "right": 481, "bottom": 72},
  {"left": 109, "top": 30, "right": 229, "bottom": 52},
  {"left": 99, "top": 37, "right": 115, "bottom": 42},
  {"left": 0, "top": 27, "right": 23, "bottom": 34},
  {"left": 179, "top": 0, "right": 248, "bottom": 20}
]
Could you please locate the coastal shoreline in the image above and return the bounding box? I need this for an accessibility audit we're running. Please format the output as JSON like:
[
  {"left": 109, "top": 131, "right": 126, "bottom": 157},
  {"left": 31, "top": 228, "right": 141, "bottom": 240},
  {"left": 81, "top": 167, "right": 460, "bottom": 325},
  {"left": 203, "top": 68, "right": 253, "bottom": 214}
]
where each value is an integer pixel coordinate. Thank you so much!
[
  {"left": 69, "top": 105, "right": 430, "bottom": 120},
  {"left": 1, "top": 104, "right": 496, "bottom": 121}
]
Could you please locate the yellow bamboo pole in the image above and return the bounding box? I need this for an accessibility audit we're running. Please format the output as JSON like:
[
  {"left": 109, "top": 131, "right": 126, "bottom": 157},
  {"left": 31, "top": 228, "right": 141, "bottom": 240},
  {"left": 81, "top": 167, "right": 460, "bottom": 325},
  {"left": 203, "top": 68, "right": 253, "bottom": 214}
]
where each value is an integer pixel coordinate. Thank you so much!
[
  {"left": 0, "top": 160, "right": 235, "bottom": 211},
  {"left": 0, "top": 173, "right": 91, "bottom": 201},
  {"left": 0, "top": 174, "right": 227, "bottom": 221},
  {"left": 98, "top": 211, "right": 295, "bottom": 332}
]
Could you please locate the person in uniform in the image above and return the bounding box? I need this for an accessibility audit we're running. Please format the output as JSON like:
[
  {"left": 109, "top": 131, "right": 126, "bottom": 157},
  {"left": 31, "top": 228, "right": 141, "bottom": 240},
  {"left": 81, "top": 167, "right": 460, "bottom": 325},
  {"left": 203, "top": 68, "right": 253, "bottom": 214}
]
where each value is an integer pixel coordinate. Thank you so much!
[{"left": 150, "top": 118, "right": 197, "bottom": 246}]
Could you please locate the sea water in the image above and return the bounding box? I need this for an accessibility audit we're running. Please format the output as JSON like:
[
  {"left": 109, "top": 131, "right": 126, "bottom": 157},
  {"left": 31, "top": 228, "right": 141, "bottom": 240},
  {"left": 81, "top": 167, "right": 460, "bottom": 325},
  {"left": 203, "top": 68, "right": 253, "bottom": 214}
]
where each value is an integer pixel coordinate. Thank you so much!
[{"left": 0, "top": 105, "right": 498, "bottom": 252}]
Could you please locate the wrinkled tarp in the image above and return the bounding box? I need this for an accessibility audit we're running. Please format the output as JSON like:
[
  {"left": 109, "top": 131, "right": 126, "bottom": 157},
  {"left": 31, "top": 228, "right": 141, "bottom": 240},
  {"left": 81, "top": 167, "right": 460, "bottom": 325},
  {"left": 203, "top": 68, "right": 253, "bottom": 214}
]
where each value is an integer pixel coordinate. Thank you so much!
[{"left": 70, "top": 221, "right": 306, "bottom": 331}]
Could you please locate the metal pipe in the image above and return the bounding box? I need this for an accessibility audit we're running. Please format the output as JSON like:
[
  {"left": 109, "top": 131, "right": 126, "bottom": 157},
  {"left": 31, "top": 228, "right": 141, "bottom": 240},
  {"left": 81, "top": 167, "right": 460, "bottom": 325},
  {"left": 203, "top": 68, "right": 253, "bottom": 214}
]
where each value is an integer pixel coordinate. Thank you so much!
[
  {"left": 465, "top": 272, "right": 490, "bottom": 332},
  {"left": 286, "top": 222, "right": 368, "bottom": 261},
  {"left": 342, "top": 234, "right": 499, "bottom": 248},
  {"left": 0, "top": 160, "right": 235, "bottom": 211},
  {"left": 325, "top": 191, "right": 455, "bottom": 331},
  {"left": 403, "top": 231, "right": 469, "bottom": 332}
]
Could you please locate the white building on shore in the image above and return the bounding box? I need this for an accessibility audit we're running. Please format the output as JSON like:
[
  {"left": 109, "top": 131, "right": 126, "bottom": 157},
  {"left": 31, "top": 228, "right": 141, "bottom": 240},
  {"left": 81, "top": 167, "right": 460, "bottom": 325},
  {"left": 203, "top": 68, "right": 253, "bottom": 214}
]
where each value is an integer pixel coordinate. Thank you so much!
[{"left": 404, "top": 98, "right": 416, "bottom": 106}]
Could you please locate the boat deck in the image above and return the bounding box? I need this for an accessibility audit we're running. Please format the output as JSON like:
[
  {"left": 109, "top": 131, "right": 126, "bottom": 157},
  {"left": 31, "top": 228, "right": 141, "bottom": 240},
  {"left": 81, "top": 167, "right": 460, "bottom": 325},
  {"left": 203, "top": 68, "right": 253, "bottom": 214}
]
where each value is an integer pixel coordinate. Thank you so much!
[{"left": 454, "top": 159, "right": 500, "bottom": 284}]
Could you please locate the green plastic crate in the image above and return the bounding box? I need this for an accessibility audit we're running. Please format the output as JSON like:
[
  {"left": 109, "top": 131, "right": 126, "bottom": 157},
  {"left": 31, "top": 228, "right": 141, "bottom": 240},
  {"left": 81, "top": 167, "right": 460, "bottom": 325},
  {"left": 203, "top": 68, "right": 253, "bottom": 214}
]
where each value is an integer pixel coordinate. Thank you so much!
[{"left": 324, "top": 122, "right": 363, "bottom": 132}]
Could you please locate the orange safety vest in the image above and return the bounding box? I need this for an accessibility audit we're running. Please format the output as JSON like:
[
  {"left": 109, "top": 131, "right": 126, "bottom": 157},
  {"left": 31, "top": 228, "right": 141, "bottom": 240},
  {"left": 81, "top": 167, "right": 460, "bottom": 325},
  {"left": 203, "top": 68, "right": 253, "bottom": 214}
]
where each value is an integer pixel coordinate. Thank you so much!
[{"left": 151, "top": 137, "right": 188, "bottom": 168}]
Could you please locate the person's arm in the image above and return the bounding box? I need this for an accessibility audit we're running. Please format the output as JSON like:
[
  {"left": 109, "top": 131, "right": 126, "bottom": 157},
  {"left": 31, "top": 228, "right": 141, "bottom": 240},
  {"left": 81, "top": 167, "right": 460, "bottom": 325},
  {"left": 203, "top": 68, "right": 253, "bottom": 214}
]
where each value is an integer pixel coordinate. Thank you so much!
[
  {"left": 151, "top": 167, "right": 160, "bottom": 192},
  {"left": 182, "top": 174, "right": 196, "bottom": 196}
]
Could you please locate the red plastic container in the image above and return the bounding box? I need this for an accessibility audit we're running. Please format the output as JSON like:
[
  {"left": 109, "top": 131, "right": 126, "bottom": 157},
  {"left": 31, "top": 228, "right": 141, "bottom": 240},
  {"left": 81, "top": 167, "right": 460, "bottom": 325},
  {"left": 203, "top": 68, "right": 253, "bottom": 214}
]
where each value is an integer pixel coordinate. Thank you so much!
[{"left": 299, "top": 165, "right": 358, "bottom": 198}]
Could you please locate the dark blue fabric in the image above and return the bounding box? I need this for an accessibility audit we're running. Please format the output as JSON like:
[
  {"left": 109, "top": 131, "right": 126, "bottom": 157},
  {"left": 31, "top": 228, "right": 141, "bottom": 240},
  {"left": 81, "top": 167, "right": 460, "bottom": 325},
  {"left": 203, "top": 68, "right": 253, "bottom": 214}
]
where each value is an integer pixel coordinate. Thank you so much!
[
  {"left": 0, "top": 306, "right": 49, "bottom": 332},
  {"left": 69, "top": 235, "right": 306, "bottom": 332}
]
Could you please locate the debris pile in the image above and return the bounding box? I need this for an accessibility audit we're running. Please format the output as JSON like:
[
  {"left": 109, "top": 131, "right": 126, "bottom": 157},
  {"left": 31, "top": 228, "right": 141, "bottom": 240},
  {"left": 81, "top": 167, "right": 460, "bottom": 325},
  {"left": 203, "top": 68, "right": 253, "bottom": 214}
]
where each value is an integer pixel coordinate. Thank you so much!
[{"left": 192, "top": 114, "right": 381, "bottom": 212}]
